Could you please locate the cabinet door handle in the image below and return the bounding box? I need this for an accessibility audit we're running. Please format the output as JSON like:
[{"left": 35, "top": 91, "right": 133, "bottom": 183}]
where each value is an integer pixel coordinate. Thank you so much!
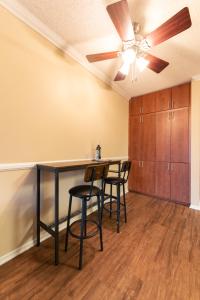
[
  {"left": 172, "top": 100, "right": 174, "bottom": 108},
  {"left": 167, "top": 163, "right": 170, "bottom": 171},
  {"left": 168, "top": 100, "right": 171, "bottom": 109},
  {"left": 141, "top": 116, "right": 144, "bottom": 123},
  {"left": 142, "top": 161, "right": 144, "bottom": 167}
]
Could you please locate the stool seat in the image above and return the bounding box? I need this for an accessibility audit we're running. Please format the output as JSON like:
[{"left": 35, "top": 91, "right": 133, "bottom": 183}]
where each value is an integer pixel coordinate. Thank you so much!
[
  {"left": 69, "top": 185, "right": 100, "bottom": 198},
  {"left": 104, "top": 176, "right": 126, "bottom": 185}
]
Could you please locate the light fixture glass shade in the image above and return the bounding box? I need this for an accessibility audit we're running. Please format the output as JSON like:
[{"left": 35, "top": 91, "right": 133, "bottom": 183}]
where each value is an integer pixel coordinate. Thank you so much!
[
  {"left": 119, "top": 62, "right": 130, "bottom": 75},
  {"left": 122, "top": 49, "right": 136, "bottom": 64},
  {"left": 137, "top": 57, "right": 149, "bottom": 72}
]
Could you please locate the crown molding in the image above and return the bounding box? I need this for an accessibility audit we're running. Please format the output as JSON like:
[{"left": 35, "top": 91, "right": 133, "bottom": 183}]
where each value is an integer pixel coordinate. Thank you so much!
[
  {"left": 192, "top": 74, "right": 200, "bottom": 81},
  {"left": 0, "top": 0, "right": 130, "bottom": 100}
]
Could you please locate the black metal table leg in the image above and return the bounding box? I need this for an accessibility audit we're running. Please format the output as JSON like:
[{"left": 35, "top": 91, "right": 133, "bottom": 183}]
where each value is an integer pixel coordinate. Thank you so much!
[
  {"left": 54, "top": 171, "right": 59, "bottom": 265},
  {"left": 36, "top": 167, "right": 41, "bottom": 246},
  {"left": 116, "top": 183, "right": 121, "bottom": 233}
]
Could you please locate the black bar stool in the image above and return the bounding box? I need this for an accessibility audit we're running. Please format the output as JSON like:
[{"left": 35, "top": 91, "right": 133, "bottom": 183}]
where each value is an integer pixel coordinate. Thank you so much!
[
  {"left": 64, "top": 164, "right": 109, "bottom": 270},
  {"left": 102, "top": 160, "right": 132, "bottom": 233}
]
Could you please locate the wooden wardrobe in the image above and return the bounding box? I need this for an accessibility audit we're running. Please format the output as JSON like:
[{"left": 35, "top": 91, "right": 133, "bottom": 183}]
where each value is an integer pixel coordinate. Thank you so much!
[{"left": 128, "top": 82, "right": 190, "bottom": 205}]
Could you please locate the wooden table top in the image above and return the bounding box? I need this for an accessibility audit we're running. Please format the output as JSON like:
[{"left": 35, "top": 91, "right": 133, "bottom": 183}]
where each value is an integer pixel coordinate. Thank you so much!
[{"left": 37, "top": 159, "right": 121, "bottom": 172}]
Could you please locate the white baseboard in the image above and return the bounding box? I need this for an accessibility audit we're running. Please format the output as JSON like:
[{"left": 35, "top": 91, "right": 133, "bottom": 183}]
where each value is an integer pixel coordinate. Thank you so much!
[
  {"left": 190, "top": 204, "right": 200, "bottom": 211},
  {"left": 0, "top": 191, "right": 129, "bottom": 265},
  {"left": 0, "top": 204, "right": 97, "bottom": 266}
]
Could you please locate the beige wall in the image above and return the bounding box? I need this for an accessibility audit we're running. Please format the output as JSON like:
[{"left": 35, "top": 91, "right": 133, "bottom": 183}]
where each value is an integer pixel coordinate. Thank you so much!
[
  {"left": 0, "top": 7, "right": 128, "bottom": 259},
  {"left": 191, "top": 80, "right": 200, "bottom": 206}
]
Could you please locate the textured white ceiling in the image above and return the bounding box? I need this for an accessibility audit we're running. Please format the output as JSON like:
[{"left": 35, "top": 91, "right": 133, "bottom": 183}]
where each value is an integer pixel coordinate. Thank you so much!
[{"left": 14, "top": 0, "right": 200, "bottom": 97}]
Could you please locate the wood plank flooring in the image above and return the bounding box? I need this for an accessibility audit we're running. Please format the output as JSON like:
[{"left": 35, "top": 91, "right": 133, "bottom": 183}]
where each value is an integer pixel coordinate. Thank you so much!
[{"left": 1, "top": 193, "right": 200, "bottom": 299}]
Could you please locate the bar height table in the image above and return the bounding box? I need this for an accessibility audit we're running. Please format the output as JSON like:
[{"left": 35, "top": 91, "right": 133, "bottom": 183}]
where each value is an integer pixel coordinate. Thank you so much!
[{"left": 36, "top": 159, "right": 121, "bottom": 265}]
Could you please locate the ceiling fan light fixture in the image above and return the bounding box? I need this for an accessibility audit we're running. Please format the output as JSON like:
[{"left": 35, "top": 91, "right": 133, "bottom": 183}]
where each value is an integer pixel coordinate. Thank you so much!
[
  {"left": 137, "top": 57, "right": 149, "bottom": 72},
  {"left": 119, "top": 62, "right": 130, "bottom": 75},
  {"left": 122, "top": 48, "right": 136, "bottom": 64}
]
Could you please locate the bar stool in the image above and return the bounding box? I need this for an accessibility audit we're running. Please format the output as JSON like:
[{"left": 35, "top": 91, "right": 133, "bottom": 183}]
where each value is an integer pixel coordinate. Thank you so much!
[
  {"left": 64, "top": 164, "right": 109, "bottom": 270},
  {"left": 103, "top": 160, "right": 131, "bottom": 233}
]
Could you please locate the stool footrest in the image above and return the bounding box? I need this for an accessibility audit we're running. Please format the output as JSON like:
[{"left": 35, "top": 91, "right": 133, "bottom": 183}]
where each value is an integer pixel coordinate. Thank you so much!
[
  {"left": 103, "top": 201, "right": 125, "bottom": 214},
  {"left": 69, "top": 220, "right": 99, "bottom": 240}
]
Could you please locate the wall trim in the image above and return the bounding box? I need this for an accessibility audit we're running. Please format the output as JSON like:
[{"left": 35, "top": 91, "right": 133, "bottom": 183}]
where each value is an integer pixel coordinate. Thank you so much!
[
  {"left": 190, "top": 204, "right": 200, "bottom": 211},
  {"left": 0, "top": 204, "right": 97, "bottom": 265},
  {"left": 0, "top": 0, "right": 130, "bottom": 100},
  {"left": 0, "top": 156, "right": 128, "bottom": 172},
  {"left": 0, "top": 192, "right": 129, "bottom": 265}
]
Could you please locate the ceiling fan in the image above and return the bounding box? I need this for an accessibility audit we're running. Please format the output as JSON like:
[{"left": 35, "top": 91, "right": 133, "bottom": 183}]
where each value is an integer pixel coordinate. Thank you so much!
[{"left": 86, "top": 0, "right": 192, "bottom": 81}]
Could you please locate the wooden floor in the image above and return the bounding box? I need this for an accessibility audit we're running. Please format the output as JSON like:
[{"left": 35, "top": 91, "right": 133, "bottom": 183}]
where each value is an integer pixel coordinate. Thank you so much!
[{"left": 1, "top": 193, "right": 200, "bottom": 300}]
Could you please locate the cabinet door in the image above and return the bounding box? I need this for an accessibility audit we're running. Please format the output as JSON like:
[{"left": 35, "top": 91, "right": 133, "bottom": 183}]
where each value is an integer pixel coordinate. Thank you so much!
[
  {"left": 129, "top": 116, "right": 142, "bottom": 160},
  {"left": 171, "top": 83, "right": 190, "bottom": 109},
  {"left": 129, "top": 96, "right": 143, "bottom": 115},
  {"left": 171, "top": 108, "right": 189, "bottom": 163},
  {"left": 128, "top": 160, "right": 143, "bottom": 193},
  {"left": 156, "top": 111, "right": 171, "bottom": 162},
  {"left": 155, "top": 162, "right": 170, "bottom": 199},
  {"left": 142, "top": 161, "right": 155, "bottom": 196},
  {"left": 171, "top": 163, "right": 189, "bottom": 204},
  {"left": 142, "top": 92, "right": 156, "bottom": 114},
  {"left": 141, "top": 114, "right": 156, "bottom": 161},
  {"left": 156, "top": 88, "right": 171, "bottom": 112}
]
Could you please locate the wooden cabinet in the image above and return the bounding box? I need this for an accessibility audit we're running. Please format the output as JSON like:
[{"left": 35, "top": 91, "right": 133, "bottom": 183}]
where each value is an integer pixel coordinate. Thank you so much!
[
  {"left": 129, "top": 160, "right": 143, "bottom": 193},
  {"left": 156, "top": 88, "right": 171, "bottom": 111},
  {"left": 142, "top": 92, "right": 156, "bottom": 114},
  {"left": 171, "top": 83, "right": 190, "bottom": 109},
  {"left": 171, "top": 163, "right": 189, "bottom": 204},
  {"left": 129, "top": 96, "right": 142, "bottom": 115},
  {"left": 156, "top": 111, "right": 171, "bottom": 162},
  {"left": 142, "top": 161, "right": 155, "bottom": 195},
  {"left": 171, "top": 108, "right": 189, "bottom": 163},
  {"left": 141, "top": 114, "right": 156, "bottom": 161},
  {"left": 155, "top": 162, "right": 171, "bottom": 199},
  {"left": 130, "top": 92, "right": 156, "bottom": 115},
  {"left": 129, "top": 114, "right": 155, "bottom": 161},
  {"left": 129, "top": 116, "right": 141, "bottom": 160},
  {"left": 128, "top": 83, "right": 190, "bottom": 205},
  {"left": 129, "top": 161, "right": 155, "bottom": 196}
]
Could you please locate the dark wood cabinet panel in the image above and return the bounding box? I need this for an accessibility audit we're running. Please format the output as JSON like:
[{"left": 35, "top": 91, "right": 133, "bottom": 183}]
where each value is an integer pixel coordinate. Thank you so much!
[
  {"left": 171, "top": 83, "right": 190, "bottom": 109},
  {"left": 141, "top": 114, "right": 156, "bottom": 161},
  {"left": 156, "top": 88, "right": 171, "bottom": 112},
  {"left": 171, "top": 108, "right": 189, "bottom": 163},
  {"left": 142, "top": 161, "right": 155, "bottom": 195},
  {"left": 129, "top": 116, "right": 142, "bottom": 160},
  {"left": 128, "top": 160, "right": 143, "bottom": 193},
  {"left": 156, "top": 111, "right": 171, "bottom": 162},
  {"left": 171, "top": 163, "right": 189, "bottom": 204},
  {"left": 129, "top": 96, "right": 143, "bottom": 115},
  {"left": 128, "top": 161, "right": 155, "bottom": 196},
  {"left": 142, "top": 92, "right": 156, "bottom": 114},
  {"left": 155, "top": 162, "right": 170, "bottom": 199}
]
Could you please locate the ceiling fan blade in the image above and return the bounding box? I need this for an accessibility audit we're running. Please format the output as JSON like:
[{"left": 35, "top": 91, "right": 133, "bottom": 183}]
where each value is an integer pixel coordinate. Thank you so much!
[
  {"left": 106, "top": 0, "right": 134, "bottom": 42},
  {"left": 86, "top": 51, "right": 120, "bottom": 62},
  {"left": 145, "top": 54, "right": 169, "bottom": 73},
  {"left": 114, "top": 71, "right": 126, "bottom": 81},
  {"left": 145, "top": 7, "right": 192, "bottom": 47}
]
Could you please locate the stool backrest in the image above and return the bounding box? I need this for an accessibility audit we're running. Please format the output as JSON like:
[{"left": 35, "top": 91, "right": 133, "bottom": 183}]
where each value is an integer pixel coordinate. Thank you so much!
[
  {"left": 84, "top": 164, "right": 109, "bottom": 183},
  {"left": 120, "top": 160, "right": 132, "bottom": 181}
]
